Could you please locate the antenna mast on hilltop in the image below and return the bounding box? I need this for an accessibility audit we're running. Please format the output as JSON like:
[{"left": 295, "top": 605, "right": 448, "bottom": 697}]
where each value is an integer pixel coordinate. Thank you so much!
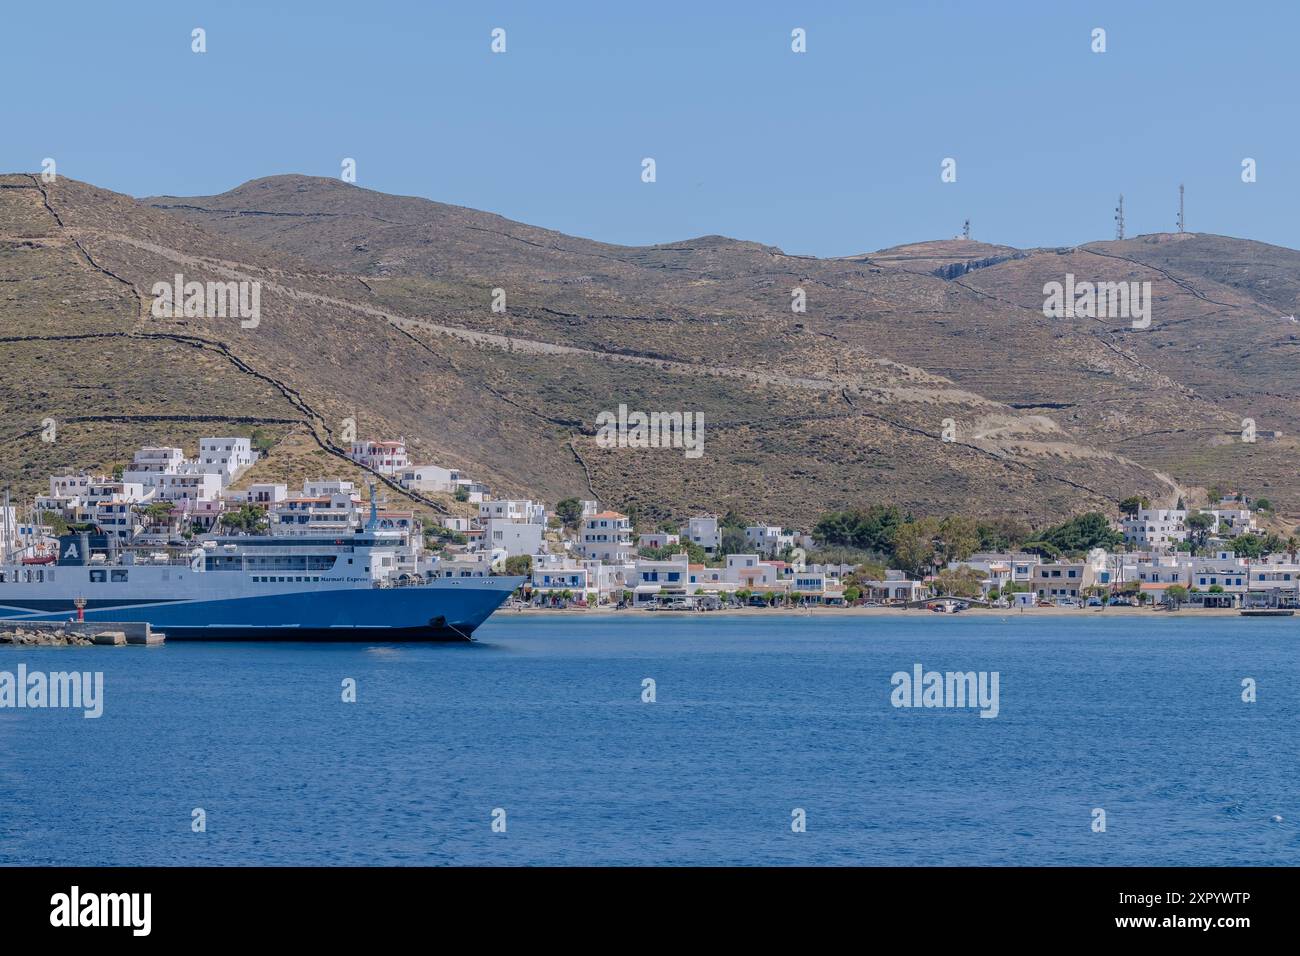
[
  {"left": 961, "top": 219, "right": 970, "bottom": 240},
  {"left": 1177, "top": 184, "right": 1185, "bottom": 234},
  {"left": 1114, "top": 194, "right": 1125, "bottom": 240}
]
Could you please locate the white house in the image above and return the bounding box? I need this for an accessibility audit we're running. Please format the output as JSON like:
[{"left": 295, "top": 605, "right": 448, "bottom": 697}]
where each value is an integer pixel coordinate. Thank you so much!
[
  {"left": 637, "top": 531, "right": 680, "bottom": 551},
  {"left": 155, "top": 471, "right": 222, "bottom": 504},
  {"left": 630, "top": 555, "right": 691, "bottom": 604},
  {"left": 400, "top": 463, "right": 462, "bottom": 494},
  {"left": 965, "top": 552, "right": 1040, "bottom": 586},
  {"left": 122, "top": 446, "right": 186, "bottom": 488},
  {"left": 349, "top": 439, "right": 409, "bottom": 475},
  {"left": 198, "top": 437, "right": 256, "bottom": 484},
  {"left": 789, "top": 570, "right": 829, "bottom": 600},
  {"left": 242, "top": 483, "right": 288, "bottom": 506},
  {"left": 744, "top": 525, "right": 793, "bottom": 556},
  {"left": 271, "top": 493, "right": 358, "bottom": 535},
  {"left": 479, "top": 499, "right": 546, "bottom": 525},
  {"left": 433, "top": 551, "right": 495, "bottom": 578},
  {"left": 581, "top": 511, "right": 633, "bottom": 563},
  {"left": 303, "top": 479, "right": 356, "bottom": 499},
  {"left": 530, "top": 564, "right": 591, "bottom": 593},
  {"left": 685, "top": 515, "right": 720, "bottom": 553},
  {"left": 47, "top": 473, "right": 102, "bottom": 504},
  {"left": 484, "top": 518, "right": 543, "bottom": 557},
  {"left": 1198, "top": 505, "right": 1256, "bottom": 538},
  {"left": 723, "top": 554, "right": 781, "bottom": 589},
  {"left": 860, "top": 570, "right": 928, "bottom": 603},
  {"left": 1250, "top": 556, "right": 1300, "bottom": 604},
  {"left": 1187, "top": 554, "right": 1251, "bottom": 607},
  {"left": 1122, "top": 508, "right": 1187, "bottom": 551}
]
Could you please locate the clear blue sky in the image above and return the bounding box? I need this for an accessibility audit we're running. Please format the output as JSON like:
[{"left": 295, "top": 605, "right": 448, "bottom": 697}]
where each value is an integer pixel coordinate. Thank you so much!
[{"left": 4, "top": 1, "right": 1295, "bottom": 256}]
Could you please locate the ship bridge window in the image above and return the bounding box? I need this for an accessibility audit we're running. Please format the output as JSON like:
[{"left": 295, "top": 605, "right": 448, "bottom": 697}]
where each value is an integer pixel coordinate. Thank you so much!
[
  {"left": 111, "top": 570, "right": 128, "bottom": 583},
  {"left": 90, "top": 570, "right": 107, "bottom": 583}
]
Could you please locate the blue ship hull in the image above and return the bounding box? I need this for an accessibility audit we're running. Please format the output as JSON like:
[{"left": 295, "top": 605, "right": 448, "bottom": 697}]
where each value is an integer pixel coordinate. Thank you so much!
[{"left": 0, "top": 580, "right": 521, "bottom": 642}]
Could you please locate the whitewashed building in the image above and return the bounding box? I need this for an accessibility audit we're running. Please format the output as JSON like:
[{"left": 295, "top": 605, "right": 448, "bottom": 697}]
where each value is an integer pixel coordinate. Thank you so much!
[
  {"left": 155, "top": 471, "right": 222, "bottom": 504},
  {"left": 123, "top": 447, "right": 186, "bottom": 488},
  {"left": 1122, "top": 508, "right": 1187, "bottom": 551},
  {"left": 271, "top": 493, "right": 358, "bottom": 535},
  {"left": 484, "top": 518, "right": 543, "bottom": 557},
  {"left": 745, "top": 525, "right": 793, "bottom": 556},
  {"left": 479, "top": 499, "right": 546, "bottom": 525},
  {"left": 581, "top": 511, "right": 633, "bottom": 563},
  {"left": 198, "top": 437, "right": 256, "bottom": 484},
  {"left": 685, "top": 515, "right": 720, "bottom": 554},
  {"left": 349, "top": 439, "right": 409, "bottom": 475},
  {"left": 637, "top": 531, "right": 680, "bottom": 551}
]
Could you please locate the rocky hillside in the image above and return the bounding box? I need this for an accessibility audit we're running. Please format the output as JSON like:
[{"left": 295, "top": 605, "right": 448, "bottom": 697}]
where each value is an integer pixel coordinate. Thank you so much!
[{"left": 2, "top": 172, "right": 1296, "bottom": 529}]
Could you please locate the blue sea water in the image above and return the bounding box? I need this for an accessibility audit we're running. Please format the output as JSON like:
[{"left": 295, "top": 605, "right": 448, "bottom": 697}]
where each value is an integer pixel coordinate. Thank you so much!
[{"left": 1, "top": 613, "right": 1298, "bottom": 866}]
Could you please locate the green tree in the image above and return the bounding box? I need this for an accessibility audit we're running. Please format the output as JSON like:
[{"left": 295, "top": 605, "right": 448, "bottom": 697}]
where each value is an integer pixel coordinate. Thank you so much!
[
  {"left": 248, "top": 427, "right": 276, "bottom": 455},
  {"left": 719, "top": 526, "right": 748, "bottom": 557},
  {"left": 813, "top": 505, "right": 904, "bottom": 554},
  {"left": 39, "top": 510, "right": 70, "bottom": 536},
  {"left": 554, "top": 497, "right": 584, "bottom": 530},
  {"left": 845, "top": 560, "right": 888, "bottom": 586},
  {"left": 1119, "top": 496, "right": 1150, "bottom": 517},
  {"left": 1186, "top": 511, "right": 1215, "bottom": 552},
  {"left": 976, "top": 516, "right": 1032, "bottom": 552},
  {"left": 890, "top": 516, "right": 945, "bottom": 575},
  {"left": 504, "top": 554, "right": 532, "bottom": 576},
  {"left": 221, "top": 505, "right": 268, "bottom": 535},
  {"left": 1033, "top": 512, "right": 1123, "bottom": 556},
  {"left": 1166, "top": 584, "right": 1189, "bottom": 609},
  {"left": 142, "top": 501, "right": 175, "bottom": 526},
  {"left": 937, "top": 515, "right": 980, "bottom": 564},
  {"left": 1233, "top": 533, "right": 1284, "bottom": 559},
  {"left": 931, "top": 566, "right": 985, "bottom": 598},
  {"left": 639, "top": 540, "right": 707, "bottom": 565}
]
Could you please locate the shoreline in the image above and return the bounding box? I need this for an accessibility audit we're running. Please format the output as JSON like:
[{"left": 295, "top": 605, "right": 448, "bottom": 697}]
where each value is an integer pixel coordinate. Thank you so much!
[{"left": 503, "top": 604, "right": 1254, "bottom": 618}]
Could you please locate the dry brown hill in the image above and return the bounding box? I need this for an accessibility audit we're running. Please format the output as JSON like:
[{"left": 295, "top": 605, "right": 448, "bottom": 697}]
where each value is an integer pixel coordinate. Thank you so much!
[{"left": 2, "top": 173, "right": 1295, "bottom": 531}]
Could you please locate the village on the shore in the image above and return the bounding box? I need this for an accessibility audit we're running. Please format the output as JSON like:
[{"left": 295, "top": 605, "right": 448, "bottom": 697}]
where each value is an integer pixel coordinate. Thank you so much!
[{"left": 4, "top": 434, "right": 1298, "bottom": 613}]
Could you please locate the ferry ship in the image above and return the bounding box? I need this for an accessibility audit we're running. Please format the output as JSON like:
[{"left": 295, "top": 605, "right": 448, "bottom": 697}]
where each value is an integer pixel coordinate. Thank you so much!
[{"left": 0, "top": 502, "right": 521, "bottom": 642}]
